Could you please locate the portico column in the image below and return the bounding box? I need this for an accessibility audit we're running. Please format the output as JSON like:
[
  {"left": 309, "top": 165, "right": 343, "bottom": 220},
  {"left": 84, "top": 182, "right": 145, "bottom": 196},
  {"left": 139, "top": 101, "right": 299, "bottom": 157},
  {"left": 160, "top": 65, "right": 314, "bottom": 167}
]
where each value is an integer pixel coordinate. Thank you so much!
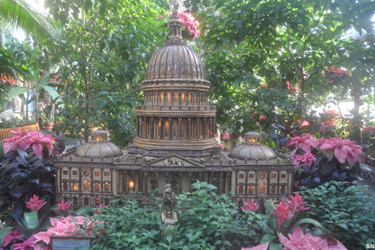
[
  {"left": 203, "top": 118, "right": 207, "bottom": 139},
  {"left": 160, "top": 118, "right": 163, "bottom": 139},
  {"left": 197, "top": 118, "right": 200, "bottom": 139},
  {"left": 136, "top": 117, "right": 139, "bottom": 136},
  {"left": 169, "top": 118, "right": 172, "bottom": 140},
  {"left": 150, "top": 118, "right": 154, "bottom": 139},
  {"left": 187, "top": 118, "right": 191, "bottom": 140},
  {"left": 143, "top": 117, "right": 146, "bottom": 138},
  {"left": 178, "top": 118, "right": 181, "bottom": 140},
  {"left": 143, "top": 172, "right": 148, "bottom": 194},
  {"left": 209, "top": 118, "right": 213, "bottom": 138}
]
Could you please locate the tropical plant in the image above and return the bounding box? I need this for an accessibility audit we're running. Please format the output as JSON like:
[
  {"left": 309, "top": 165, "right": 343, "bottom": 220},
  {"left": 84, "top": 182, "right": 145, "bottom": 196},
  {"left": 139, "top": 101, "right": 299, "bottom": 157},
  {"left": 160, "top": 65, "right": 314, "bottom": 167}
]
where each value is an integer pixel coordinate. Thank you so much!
[
  {"left": 287, "top": 133, "right": 363, "bottom": 188},
  {"left": 300, "top": 181, "right": 375, "bottom": 249},
  {"left": 0, "top": 130, "right": 55, "bottom": 217}
]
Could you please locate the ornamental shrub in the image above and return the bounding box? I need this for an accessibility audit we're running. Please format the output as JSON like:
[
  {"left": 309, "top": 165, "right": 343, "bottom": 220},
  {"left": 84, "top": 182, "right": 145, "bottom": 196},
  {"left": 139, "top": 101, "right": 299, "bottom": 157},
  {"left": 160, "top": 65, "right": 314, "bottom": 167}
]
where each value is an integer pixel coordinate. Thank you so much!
[
  {"left": 90, "top": 182, "right": 263, "bottom": 249},
  {"left": 300, "top": 181, "right": 375, "bottom": 249}
]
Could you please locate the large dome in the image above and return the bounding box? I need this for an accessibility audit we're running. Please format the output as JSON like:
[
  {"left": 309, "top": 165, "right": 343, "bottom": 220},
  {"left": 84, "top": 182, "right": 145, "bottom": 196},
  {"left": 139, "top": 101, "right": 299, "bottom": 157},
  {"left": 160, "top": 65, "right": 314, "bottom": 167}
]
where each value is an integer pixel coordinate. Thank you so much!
[
  {"left": 229, "top": 143, "right": 277, "bottom": 160},
  {"left": 145, "top": 44, "right": 205, "bottom": 81},
  {"left": 75, "top": 130, "right": 122, "bottom": 158}
]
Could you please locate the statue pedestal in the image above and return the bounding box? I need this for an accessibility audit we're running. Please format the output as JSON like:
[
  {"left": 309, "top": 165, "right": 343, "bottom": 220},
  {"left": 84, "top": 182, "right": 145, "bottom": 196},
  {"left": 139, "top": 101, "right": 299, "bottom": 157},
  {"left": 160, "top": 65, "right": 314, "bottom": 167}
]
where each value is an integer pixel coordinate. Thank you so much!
[{"left": 162, "top": 212, "right": 178, "bottom": 225}]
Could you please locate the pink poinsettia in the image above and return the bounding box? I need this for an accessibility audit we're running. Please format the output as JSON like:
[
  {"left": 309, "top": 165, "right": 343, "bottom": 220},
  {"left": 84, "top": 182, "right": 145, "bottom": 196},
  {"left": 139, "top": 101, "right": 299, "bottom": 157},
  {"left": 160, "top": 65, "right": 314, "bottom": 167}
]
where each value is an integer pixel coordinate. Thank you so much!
[
  {"left": 11, "top": 236, "right": 35, "bottom": 250},
  {"left": 25, "top": 195, "right": 47, "bottom": 212},
  {"left": 278, "top": 226, "right": 347, "bottom": 250},
  {"left": 273, "top": 199, "right": 292, "bottom": 229},
  {"left": 319, "top": 137, "right": 362, "bottom": 167},
  {"left": 287, "top": 191, "right": 310, "bottom": 213},
  {"left": 293, "top": 152, "right": 316, "bottom": 171},
  {"left": 242, "top": 199, "right": 260, "bottom": 212},
  {"left": 287, "top": 133, "right": 319, "bottom": 153},
  {"left": 3, "top": 130, "right": 55, "bottom": 156},
  {"left": 4, "top": 229, "right": 24, "bottom": 247},
  {"left": 242, "top": 241, "right": 269, "bottom": 250},
  {"left": 57, "top": 200, "right": 71, "bottom": 211},
  {"left": 178, "top": 12, "right": 200, "bottom": 38}
]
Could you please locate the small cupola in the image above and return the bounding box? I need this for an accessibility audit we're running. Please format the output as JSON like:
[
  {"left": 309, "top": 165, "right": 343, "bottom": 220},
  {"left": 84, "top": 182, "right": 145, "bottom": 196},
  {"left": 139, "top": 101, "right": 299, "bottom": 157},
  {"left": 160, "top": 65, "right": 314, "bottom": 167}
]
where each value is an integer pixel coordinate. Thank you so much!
[
  {"left": 91, "top": 130, "right": 108, "bottom": 142},
  {"left": 244, "top": 131, "right": 262, "bottom": 144}
]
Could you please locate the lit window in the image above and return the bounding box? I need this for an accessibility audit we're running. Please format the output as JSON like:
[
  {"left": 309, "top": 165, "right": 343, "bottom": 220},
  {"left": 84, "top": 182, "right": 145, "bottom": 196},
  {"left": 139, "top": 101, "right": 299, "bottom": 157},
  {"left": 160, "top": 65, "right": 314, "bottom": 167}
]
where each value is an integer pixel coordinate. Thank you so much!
[
  {"left": 104, "top": 171, "right": 110, "bottom": 177},
  {"left": 95, "top": 197, "right": 100, "bottom": 206},
  {"left": 281, "top": 174, "right": 286, "bottom": 178},
  {"left": 174, "top": 92, "right": 178, "bottom": 103},
  {"left": 73, "top": 171, "right": 78, "bottom": 175},
  {"left": 95, "top": 182, "right": 100, "bottom": 191},
  {"left": 84, "top": 179, "right": 90, "bottom": 190},
  {"left": 271, "top": 174, "right": 276, "bottom": 178},
  {"left": 160, "top": 92, "right": 164, "bottom": 103},
  {"left": 239, "top": 174, "right": 244, "bottom": 178},
  {"left": 63, "top": 171, "right": 68, "bottom": 175},
  {"left": 105, "top": 182, "right": 110, "bottom": 191},
  {"left": 181, "top": 92, "right": 185, "bottom": 103},
  {"left": 95, "top": 171, "right": 100, "bottom": 176},
  {"left": 238, "top": 184, "right": 244, "bottom": 194},
  {"left": 73, "top": 182, "right": 78, "bottom": 191},
  {"left": 259, "top": 173, "right": 265, "bottom": 179},
  {"left": 188, "top": 93, "right": 192, "bottom": 104},
  {"left": 83, "top": 171, "right": 89, "bottom": 177},
  {"left": 248, "top": 185, "right": 254, "bottom": 194},
  {"left": 259, "top": 182, "right": 265, "bottom": 193},
  {"left": 167, "top": 92, "right": 171, "bottom": 103},
  {"left": 249, "top": 174, "right": 255, "bottom": 178}
]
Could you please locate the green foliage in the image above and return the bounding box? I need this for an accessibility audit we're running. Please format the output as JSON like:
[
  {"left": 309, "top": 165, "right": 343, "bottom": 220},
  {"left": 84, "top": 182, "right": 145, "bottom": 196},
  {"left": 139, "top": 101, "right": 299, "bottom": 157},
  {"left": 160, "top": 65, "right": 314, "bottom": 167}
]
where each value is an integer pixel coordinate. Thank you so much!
[
  {"left": 300, "top": 181, "right": 375, "bottom": 249},
  {"left": 193, "top": 0, "right": 375, "bottom": 134},
  {"left": 90, "top": 182, "right": 263, "bottom": 249},
  {"left": 0, "top": 115, "right": 35, "bottom": 129}
]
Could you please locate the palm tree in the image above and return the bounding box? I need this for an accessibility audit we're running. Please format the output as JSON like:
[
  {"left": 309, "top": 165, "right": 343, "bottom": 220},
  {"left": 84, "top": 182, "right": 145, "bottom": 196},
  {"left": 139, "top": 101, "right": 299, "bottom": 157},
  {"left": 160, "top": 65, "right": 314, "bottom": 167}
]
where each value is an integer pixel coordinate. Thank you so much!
[{"left": 0, "top": 0, "right": 56, "bottom": 42}]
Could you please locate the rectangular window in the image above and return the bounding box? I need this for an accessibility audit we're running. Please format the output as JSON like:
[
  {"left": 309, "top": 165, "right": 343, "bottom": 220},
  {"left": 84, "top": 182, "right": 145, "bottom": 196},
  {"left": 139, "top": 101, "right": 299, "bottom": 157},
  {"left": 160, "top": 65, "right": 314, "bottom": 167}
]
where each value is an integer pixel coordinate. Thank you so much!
[
  {"left": 271, "top": 174, "right": 276, "bottom": 178},
  {"left": 95, "top": 197, "right": 100, "bottom": 206},
  {"left": 104, "top": 171, "right": 110, "bottom": 176},
  {"left": 239, "top": 174, "right": 244, "bottom": 178},
  {"left": 248, "top": 185, "right": 254, "bottom": 194},
  {"left": 105, "top": 199, "right": 110, "bottom": 206},
  {"left": 84, "top": 198, "right": 89, "bottom": 206},
  {"left": 280, "top": 185, "right": 286, "bottom": 194},
  {"left": 73, "top": 182, "right": 78, "bottom": 191},
  {"left": 270, "top": 185, "right": 276, "bottom": 194},
  {"left": 63, "top": 170, "right": 68, "bottom": 175},
  {"left": 238, "top": 184, "right": 244, "bottom": 194},
  {"left": 105, "top": 182, "right": 110, "bottom": 191},
  {"left": 95, "top": 182, "right": 100, "bottom": 191},
  {"left": 95, "top": 171, "right": 100, "bottom": 176},
  {"left": 73, "top": 197, "right": 78, "bottom": 206},
  {"left": 249, "top": 174, "right": 255, "bottom": 178},
  {"left": 73, "top": 171, "right": 78, "bottom": 175},
  {"left": 63, "top": 182, "right": 68, "bottom": 190},
  {"left": 281, "top": 174, "right": 286, "bottom": 178}
]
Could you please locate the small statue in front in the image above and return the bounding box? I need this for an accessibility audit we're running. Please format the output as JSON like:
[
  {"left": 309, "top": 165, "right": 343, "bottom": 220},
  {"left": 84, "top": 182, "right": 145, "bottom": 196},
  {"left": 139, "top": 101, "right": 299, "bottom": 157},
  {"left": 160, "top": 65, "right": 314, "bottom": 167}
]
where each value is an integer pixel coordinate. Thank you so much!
[{"left": 163, "top": 184, "right": 175, "bottom": 218}]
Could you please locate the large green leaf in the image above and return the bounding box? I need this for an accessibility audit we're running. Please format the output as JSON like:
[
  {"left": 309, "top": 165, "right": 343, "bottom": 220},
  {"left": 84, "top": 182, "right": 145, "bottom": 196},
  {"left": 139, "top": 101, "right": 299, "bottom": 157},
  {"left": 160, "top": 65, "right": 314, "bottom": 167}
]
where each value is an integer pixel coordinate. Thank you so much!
[
  {"left": 8, "top": 86, "right": 29, "bottom": 99},
  {"left": 291, "top": 218, "right": 333, "bottom": 239},
  {"left": 0, "top": 227, "right": 13, "bottom": 247},
  {"left": 24, "top": 211, "right": 38, "bottom": 229}
]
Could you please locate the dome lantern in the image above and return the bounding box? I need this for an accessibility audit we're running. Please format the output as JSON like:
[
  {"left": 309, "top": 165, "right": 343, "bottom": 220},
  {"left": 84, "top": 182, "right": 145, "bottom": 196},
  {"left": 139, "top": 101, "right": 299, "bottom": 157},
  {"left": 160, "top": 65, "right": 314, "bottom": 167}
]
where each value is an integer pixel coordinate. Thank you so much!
[{"left": 244, "top": 131, "right": 262, "bottom": 144}]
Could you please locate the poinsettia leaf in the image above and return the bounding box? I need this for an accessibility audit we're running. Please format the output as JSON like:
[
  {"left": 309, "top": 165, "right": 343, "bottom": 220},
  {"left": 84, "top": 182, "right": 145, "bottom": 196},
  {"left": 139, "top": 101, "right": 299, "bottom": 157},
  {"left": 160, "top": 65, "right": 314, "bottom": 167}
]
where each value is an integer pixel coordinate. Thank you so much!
[
  {"left": 291, "top": 218, "right": 333, "bottom": 239},
  {"left": 0, "top": 226, "right": 13, "bottom": 247},
  {"left": 325, "top": 149, "right": 334, "bottom": 162}
]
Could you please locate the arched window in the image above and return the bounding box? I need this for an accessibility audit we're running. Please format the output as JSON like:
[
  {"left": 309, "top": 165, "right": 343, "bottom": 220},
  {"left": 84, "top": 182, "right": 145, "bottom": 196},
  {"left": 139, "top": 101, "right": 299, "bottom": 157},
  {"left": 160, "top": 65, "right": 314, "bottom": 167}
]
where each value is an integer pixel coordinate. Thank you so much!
[
  {"left": 259, "top": 182, "right": 265, "bottom": 194},
  {"left": 238, "top": 184, "right": 244, "bottom": 194},
  {"left": 167, "top": 92, "right": 171, "bottom": 103},
  {"left": 174, "top": 92, "right": 179, "bottom": 104},
  {"left": 181, "top": 92, "right": 185, "bottom": 104},
  {"left": 160, "top": 92, "right": 164, "bottom": 103},
  {"left": 188, "top": 93, "right": 192, "bottom": 104},
  {"left": 248, "top": 185, "right": 254, "bottom": 194},
  {"left": 154, "top": 92, "right": 157, "bottom": 105},
  {"left": 94, "top": 182, "right": 100, "bottom": 191},
  {"left": 95, "top": 197, "right": 100, "bottom": 206},
  {"left": 83, "top": 179, "right": 90, "bottom": 190}
]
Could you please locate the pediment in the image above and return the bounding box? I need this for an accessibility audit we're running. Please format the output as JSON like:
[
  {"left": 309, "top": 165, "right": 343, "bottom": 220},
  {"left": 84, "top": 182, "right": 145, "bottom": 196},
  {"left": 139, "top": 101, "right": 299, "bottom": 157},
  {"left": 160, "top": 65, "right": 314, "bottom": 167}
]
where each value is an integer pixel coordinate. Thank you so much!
[{"left": 145, "top": 154, "right": 204, "bottom": 168}]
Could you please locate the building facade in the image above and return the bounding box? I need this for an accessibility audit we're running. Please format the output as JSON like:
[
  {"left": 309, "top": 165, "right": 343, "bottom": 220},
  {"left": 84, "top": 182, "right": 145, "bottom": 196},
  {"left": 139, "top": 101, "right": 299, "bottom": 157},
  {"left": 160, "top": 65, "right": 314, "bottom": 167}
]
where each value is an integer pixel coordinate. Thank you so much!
[{"left": 55, "top": 6, "right": 294, "bottom": 208}]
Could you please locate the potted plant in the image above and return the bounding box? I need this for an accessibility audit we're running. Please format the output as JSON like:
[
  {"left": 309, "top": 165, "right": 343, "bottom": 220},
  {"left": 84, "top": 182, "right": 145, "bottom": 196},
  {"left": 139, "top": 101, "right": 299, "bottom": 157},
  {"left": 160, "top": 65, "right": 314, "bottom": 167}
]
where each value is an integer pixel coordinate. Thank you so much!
[{"left": 38, "top": 104, "right": 54, "bottom": 131}]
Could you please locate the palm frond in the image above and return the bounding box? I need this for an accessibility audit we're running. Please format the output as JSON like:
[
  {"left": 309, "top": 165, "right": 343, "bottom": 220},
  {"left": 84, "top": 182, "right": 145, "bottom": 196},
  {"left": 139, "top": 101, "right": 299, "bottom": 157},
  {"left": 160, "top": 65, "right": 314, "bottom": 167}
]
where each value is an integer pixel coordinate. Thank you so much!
[{"left": 0, "top": 0, "right": 56, "bottom": 41}]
